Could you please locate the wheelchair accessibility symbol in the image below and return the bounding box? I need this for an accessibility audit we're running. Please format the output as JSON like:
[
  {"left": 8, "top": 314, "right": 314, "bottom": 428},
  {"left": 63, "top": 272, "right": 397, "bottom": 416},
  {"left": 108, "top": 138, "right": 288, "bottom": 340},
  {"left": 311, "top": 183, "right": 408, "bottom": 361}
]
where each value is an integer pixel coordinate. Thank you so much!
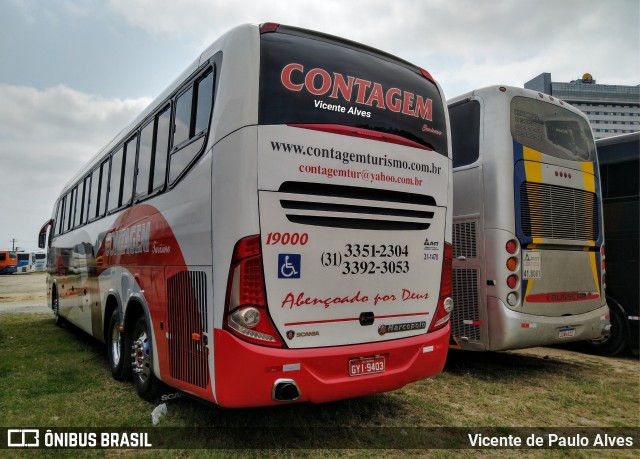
[{"left": 278, "top": 254, "right": 301, "bottom": 279}]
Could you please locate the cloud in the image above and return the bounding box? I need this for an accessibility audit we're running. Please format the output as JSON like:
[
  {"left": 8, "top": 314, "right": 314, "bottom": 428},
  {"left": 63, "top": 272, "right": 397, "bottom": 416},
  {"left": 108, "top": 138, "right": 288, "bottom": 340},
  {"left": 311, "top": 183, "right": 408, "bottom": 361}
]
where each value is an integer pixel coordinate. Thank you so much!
[
  {"left": 1, "top": 0, "right": 638, "bottom": 250},
  {"left": 106, "top": 0, "right": 639, "bottom": 96},
  {"left": 0, "top": 83, "right": 150, "bottom": 250}
]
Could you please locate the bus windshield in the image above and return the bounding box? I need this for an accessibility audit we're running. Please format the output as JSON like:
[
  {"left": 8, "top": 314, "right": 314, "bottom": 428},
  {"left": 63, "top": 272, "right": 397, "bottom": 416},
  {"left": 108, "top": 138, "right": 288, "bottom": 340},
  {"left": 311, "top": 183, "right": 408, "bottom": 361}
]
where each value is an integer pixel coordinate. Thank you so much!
[
  {"left": 511, "top": 96, "right": 596, "bottom": 162},
  {"left": 259, "top": 28, "right": 448, "bottom": 155}
]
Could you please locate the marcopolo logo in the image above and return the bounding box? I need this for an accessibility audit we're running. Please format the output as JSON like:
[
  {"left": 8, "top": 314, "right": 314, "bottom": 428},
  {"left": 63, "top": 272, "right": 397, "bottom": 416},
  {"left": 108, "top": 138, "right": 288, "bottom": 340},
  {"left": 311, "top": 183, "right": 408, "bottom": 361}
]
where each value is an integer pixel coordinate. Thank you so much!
[{"left": 378, "top": 321, "right": 427, "bottom": 336}]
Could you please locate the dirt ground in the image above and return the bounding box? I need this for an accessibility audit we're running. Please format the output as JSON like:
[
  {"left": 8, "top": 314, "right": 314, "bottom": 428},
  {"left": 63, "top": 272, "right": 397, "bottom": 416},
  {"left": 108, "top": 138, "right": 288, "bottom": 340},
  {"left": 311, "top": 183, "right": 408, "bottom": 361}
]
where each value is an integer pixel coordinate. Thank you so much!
[
  {"left": 0, "top": 272, "right": 49, "bottom": 314},
  {"left": 510, "top": 342, "right": 639, "bottom": 374},
  {"left": 0, "top": 272, "right": 637, "bottom": 373}
]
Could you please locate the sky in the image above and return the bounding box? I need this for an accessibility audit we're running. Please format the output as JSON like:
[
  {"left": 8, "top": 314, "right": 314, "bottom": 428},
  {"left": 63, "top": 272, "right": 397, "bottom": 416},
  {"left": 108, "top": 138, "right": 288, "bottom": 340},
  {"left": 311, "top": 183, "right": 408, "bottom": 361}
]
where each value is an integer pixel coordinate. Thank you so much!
[{"left": 0, "top": 0, "right": 638, "bottom": 252}]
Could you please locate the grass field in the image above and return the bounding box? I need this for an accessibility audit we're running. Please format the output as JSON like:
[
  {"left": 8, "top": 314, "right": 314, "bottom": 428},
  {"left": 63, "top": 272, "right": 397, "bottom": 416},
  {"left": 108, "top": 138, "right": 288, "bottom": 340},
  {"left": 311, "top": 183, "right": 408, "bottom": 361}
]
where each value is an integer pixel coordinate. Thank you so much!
[{"left": 0, "top": 313, "right": 638, "bottom": 458}]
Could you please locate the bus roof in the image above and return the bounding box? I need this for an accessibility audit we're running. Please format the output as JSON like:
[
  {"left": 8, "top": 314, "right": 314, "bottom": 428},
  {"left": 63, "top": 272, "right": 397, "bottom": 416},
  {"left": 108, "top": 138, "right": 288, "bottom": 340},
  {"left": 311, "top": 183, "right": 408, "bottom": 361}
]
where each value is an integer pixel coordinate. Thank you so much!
[{"left": 596, "top": 132, "right": 640, "bottom": 165}]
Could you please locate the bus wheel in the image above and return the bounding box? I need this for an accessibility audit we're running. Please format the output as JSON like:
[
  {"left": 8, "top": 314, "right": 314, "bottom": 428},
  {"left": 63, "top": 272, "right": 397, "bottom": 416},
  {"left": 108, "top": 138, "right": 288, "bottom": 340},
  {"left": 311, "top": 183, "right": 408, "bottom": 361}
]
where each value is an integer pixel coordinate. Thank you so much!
[
  {"left": 131, "top": 315, "right": 159, "bottom": 401},
  {"left": 584, "top": 306, "right": 627, "bottom": 356},
  {"left": 106, "top": 309, "right": 132, "bottom": 381},
  {"left": 52, "top": 291, "right": 65, "bottom": 327}
]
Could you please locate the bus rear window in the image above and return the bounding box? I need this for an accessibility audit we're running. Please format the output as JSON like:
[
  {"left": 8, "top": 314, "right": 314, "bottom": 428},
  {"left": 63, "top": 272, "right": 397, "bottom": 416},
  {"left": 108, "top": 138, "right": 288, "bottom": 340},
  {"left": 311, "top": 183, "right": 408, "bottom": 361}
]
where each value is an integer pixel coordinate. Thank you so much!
[
  {"left": 511, "top": 96, "right": 596, "bottom": 162},
  {"left": 259, "top": 30, "right": 448, "bottom": 156}
]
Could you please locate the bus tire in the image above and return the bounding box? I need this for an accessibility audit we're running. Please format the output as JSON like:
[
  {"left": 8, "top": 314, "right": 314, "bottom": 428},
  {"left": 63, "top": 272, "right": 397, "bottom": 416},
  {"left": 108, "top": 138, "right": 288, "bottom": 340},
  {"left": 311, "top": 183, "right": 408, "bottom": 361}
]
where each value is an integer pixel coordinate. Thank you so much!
[
  {"left": 106, "top": 309, "right": 132, "bottom": 381},
  {"left": 584, "top": 302, "right": 627, "bottom": 356},
  {"left": 131, "top": 315, "right": 160, "bottom": 401},
  {"left": 52, "top": 290, "right": 65, "bottom": 327}
]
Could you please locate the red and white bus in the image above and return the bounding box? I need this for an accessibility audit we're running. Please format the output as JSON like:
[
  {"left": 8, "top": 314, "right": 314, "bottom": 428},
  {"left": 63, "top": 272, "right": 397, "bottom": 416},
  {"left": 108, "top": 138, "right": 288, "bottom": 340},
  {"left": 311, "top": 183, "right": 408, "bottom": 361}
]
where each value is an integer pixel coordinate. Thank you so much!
[{"left": 38, "top": 23, "right": 453, "bottom": 407}]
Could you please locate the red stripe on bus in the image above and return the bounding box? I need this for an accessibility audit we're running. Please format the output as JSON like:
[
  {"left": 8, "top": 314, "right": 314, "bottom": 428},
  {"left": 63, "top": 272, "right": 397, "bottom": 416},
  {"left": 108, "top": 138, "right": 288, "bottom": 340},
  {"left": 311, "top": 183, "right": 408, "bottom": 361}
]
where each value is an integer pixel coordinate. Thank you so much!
[
  {"left": 284, "top": 312, "right": 430, "bottom": 327},
  {"left": 526, "top": 292, "right": 600, "bottom": 303}
]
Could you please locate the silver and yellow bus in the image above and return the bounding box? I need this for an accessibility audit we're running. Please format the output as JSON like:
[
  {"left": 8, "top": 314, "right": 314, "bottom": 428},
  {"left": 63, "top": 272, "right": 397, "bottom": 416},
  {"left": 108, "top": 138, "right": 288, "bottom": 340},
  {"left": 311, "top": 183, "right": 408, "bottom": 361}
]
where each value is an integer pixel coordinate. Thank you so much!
[{"left": 447, "top": 85, "right": 609, "bottom": 351}]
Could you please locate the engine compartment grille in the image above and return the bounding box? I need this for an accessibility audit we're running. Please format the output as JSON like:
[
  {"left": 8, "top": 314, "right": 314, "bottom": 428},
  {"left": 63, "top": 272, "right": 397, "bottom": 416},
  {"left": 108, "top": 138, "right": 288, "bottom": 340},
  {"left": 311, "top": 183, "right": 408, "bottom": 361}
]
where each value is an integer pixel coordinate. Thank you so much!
[
  {"left": 451, "top": 268, "right": 481, "bottom": 343},
  {"left": 520, "top": 182, "right": 598, "bottom": 241},
  {"left": 278, "top": 182, "right": 436, "bottom": 231}
]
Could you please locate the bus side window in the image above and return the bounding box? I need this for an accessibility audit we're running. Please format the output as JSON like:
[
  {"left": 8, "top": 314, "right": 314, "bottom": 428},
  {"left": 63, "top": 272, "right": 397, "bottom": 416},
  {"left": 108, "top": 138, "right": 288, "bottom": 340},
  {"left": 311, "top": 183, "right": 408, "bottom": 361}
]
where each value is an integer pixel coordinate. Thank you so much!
[
  {"left": 449, "top": 100, "right": 481, "bottom": 168},
  {"left": 169, "top": 68, "right": 214, "bottom": 185},
  {"left": 82, "top": 175, "right": 91, "bottom": 225},
  {"left": 121, "top": 135, "right": 137, "bottom": 206},
  {"left": 58, "top": 195, "right": 67, "bottom": 234},
  {"left": 195, "top": 70, "right": 214, "bottom": 133},
  {"left": 88, "top": 167, "right": 100, "bottom": 221},
  {"left": 152, "top": 106, "right": 171, "bottom": 192},
  {"left": 55, "top": 198, "right": 65, "bottom": 235},
  {"left": 98, "top": 159, "right": 110, "bottom": 218},
  {"left": 108, "top": 148, "right": 123, "bottom": 213},
  {"left": 74, "top": 180, "right": 85, "bottom": 228},
  {"left": 66, "top": 188, "right": 76, "bottom": 232},
  {"left": 173, "top": 87, "right": 193, "bottom": 147},
  {"left": 136, "top": 121, "right": 154, "bottom": 199},
  {"left": 134, "top": 104, "right": 172, "bottom": 201}
]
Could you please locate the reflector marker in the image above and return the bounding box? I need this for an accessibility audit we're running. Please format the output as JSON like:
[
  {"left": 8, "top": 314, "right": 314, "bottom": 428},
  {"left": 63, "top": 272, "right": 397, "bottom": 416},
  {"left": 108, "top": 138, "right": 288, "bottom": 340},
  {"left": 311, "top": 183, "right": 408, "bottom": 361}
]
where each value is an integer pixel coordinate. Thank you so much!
[
  {"left": 521, "top": 323, "right": 538, "bottom": 328},
  {"left": 463, "top": 320, "right": 482, "bottom": 326}
]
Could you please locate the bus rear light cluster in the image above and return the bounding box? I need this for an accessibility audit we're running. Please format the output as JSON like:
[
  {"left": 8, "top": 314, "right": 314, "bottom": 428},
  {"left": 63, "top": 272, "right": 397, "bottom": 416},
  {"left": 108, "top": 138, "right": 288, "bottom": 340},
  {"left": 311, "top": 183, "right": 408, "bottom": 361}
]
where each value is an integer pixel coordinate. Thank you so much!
[
  {"left": 505, "top": 239, "right": 520, "bottom": 305},
  {"left": 224, "top": 235, "right": 284, "bottom": 348},
  {"left": 430, "top": 242, "right": 453, "bottom": 332}
]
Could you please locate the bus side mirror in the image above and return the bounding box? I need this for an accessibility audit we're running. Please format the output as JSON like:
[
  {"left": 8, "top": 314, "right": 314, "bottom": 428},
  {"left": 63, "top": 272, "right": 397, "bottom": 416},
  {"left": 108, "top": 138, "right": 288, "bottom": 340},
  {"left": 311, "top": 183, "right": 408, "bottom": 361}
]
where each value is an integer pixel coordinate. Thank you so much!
[{"left": 38, "top": 219, "right": 53, "bottom": 249}]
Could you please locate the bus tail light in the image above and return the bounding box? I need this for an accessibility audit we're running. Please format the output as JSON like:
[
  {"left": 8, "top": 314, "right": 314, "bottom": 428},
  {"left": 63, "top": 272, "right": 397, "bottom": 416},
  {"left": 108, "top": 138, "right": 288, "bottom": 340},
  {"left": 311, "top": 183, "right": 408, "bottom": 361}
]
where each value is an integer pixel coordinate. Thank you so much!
[
  {"left": 259, "top": 22, "right": 280, "bottom": 34},
  {"left": 505, "top": 239, "right": 520, "bottom": 295},
  {"left": 430, "top": 242, "right": 453, "bottom": 332},
  {"left": 419, "top": 68, "right": 436, "bottom": 84},
  {"left": 224, "top": 235, "right": 284, "bottom": 348}
]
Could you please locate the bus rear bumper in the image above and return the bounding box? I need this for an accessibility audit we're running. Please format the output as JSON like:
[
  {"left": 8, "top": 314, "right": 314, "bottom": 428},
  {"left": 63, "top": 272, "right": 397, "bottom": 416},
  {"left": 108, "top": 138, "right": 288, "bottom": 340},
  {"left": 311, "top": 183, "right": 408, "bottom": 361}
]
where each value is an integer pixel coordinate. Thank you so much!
[
  {"left": 212, "top": 325, "right": 449, "bottom": 408},
  {"left": 486, "top": 297, "right": 610, "bottom": 351}
]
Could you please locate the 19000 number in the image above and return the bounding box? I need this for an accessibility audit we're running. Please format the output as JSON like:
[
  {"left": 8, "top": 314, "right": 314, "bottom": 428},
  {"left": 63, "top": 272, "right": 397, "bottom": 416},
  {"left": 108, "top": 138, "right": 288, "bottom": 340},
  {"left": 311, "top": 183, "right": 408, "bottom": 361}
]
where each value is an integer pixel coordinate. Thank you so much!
[
  {"left": 341, "top": 260, "right": 409, "bottom": 275},
  {"left": 265, "top": 232, "right": 308, "bottom": 245}
]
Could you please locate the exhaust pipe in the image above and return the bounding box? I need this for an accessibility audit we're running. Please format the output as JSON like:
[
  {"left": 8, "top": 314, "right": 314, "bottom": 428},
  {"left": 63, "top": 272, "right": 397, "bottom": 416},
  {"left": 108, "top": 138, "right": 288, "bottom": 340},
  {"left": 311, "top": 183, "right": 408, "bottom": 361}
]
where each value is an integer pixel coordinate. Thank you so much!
[{"left": 272, "top": 378, "right": 301, "bottom": 402}]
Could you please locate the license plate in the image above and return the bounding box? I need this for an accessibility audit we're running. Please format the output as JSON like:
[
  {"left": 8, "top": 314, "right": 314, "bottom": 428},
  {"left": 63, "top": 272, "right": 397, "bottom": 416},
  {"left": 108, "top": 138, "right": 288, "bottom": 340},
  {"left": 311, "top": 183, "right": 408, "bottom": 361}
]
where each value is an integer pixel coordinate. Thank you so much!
[
  {"left": 349, "top": 356, "right": 385, "bottom": 377},
  {"left": 558, "top": 328, "right": 576, "bottom": 339}
]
